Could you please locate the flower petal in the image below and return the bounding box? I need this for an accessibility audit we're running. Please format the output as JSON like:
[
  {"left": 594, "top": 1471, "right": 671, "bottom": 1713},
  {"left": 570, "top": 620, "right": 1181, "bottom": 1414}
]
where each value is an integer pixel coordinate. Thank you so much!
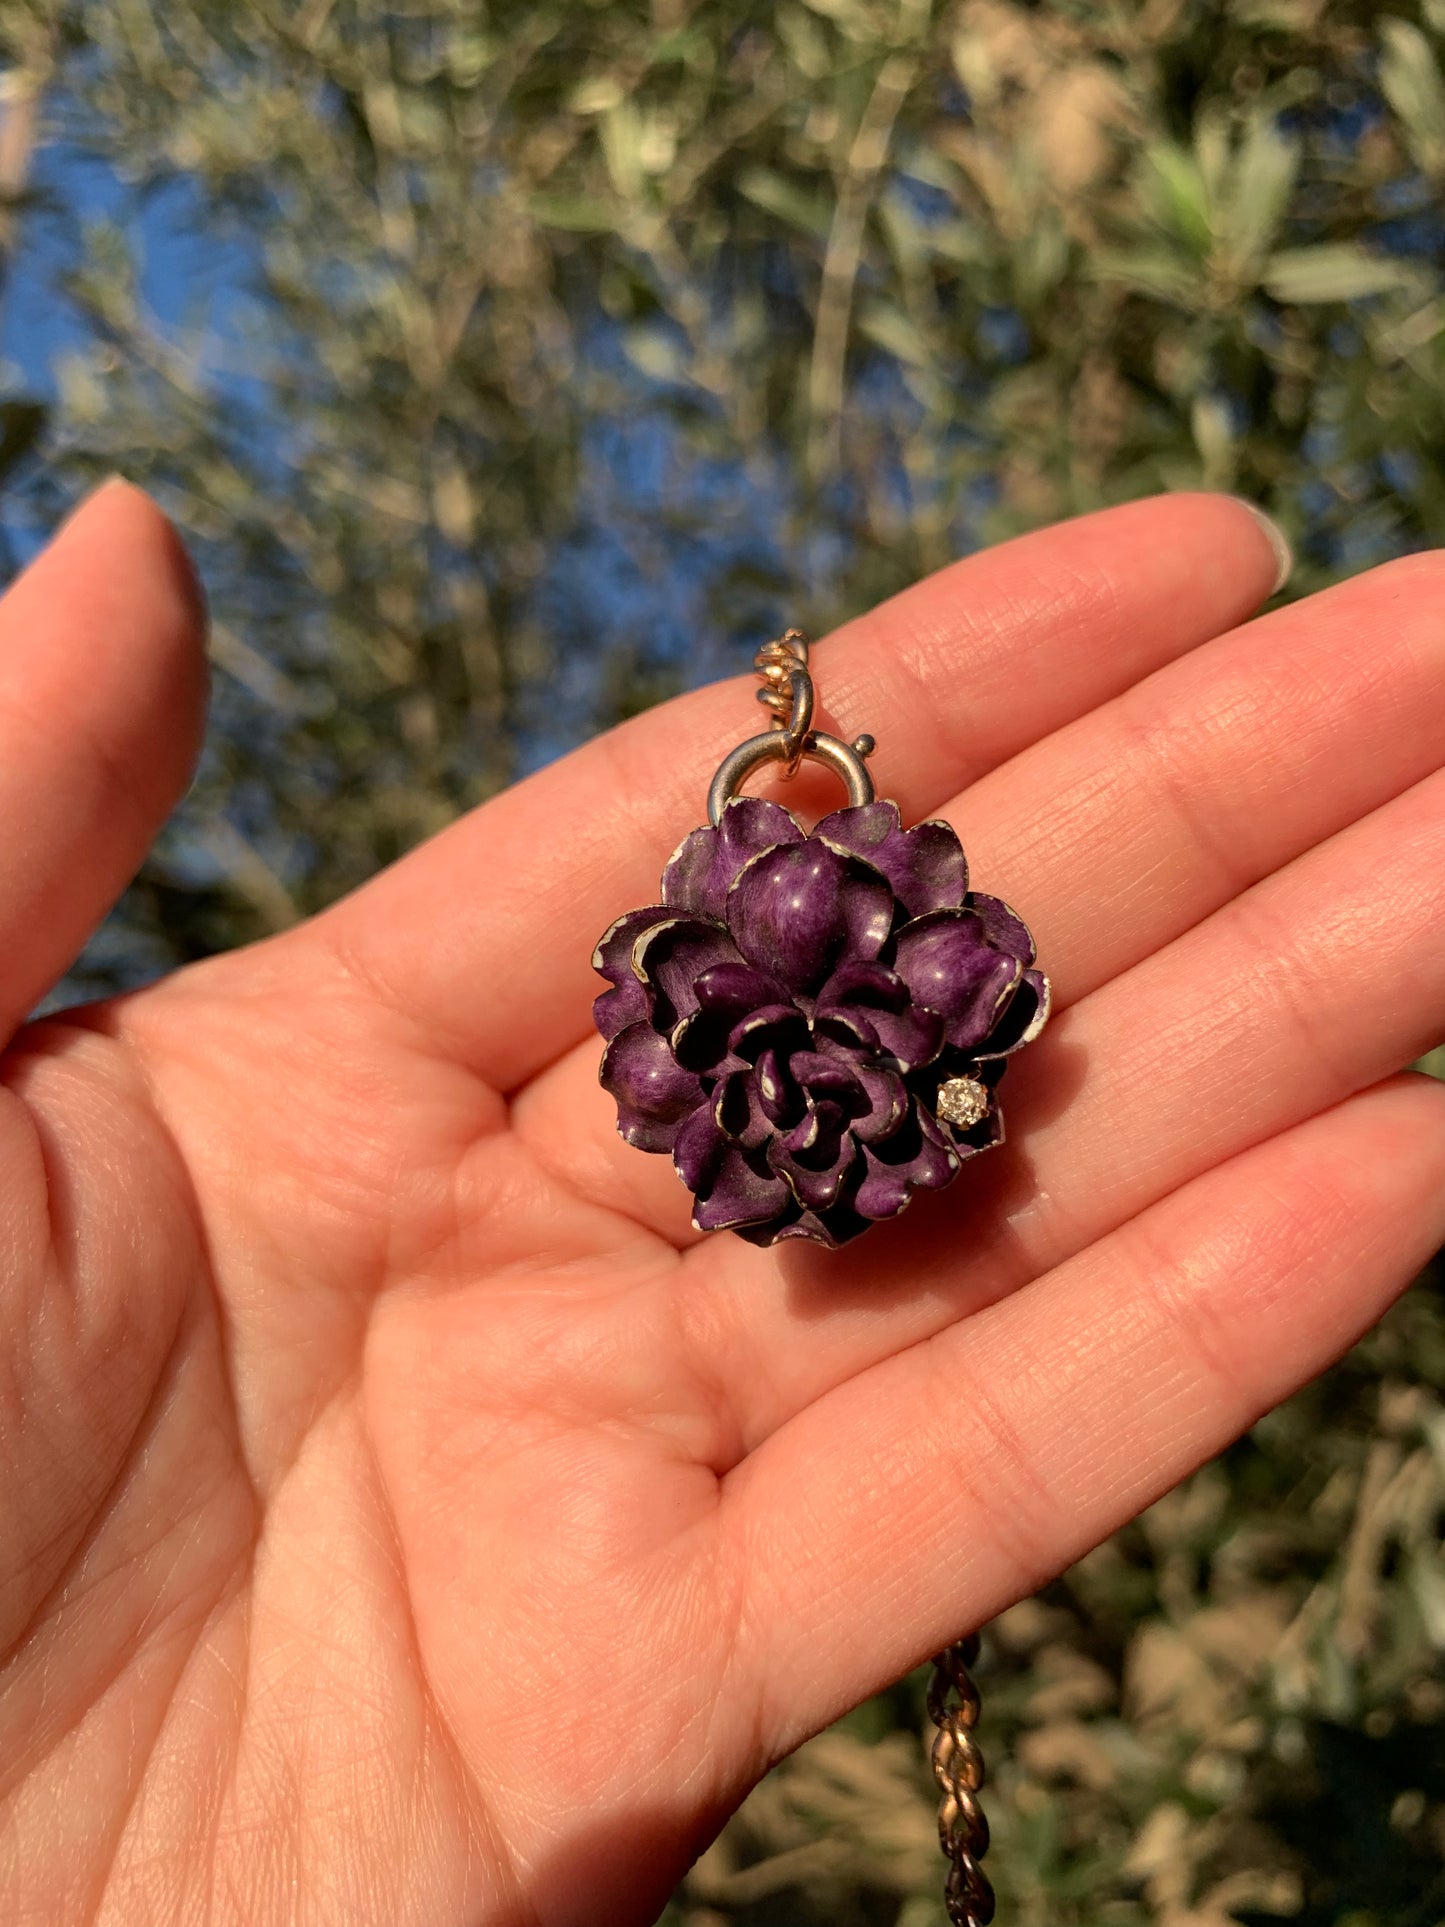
[
  {"left": 754, "top": 1047, "right": 804, "bottom": 1129},
  {"left": 965, "top": 892, "right": 1037, "bottom": 966},
  {"left": 852, "top": 1066, "right": 909, "bottom": 1143},
  {"left": 600, "top": 1023, "right": 706, "bottom": 1152},
  {"left": 854, "top": 1104, "right": 960, "bottom": 1219},
  {"left": 777, "top": 1098, "right": 849, "bottom": 1165},
  {"left": 594, "top": 975, "right": 650, "bottom": 1043},
  {"left": 816, "top": 958, "right": 909, "bottom": 1012},
  {"left": 728, "top": 1002, "right": 811, "bottom": 1063},
  {"left": 673, "top": 1100, "right": 727, "bottom": 1191},
  {"left": 731, "top": 1201, "right": 804, "bottom": 1246},
  {"left": 977, "top": 968, "right": 1052, "bottom": 1055},
  {"left": 633, "top": 917, "right": 743, "bottom": 1027},
  {"left": 692, "top": 1144, "right": 792, "bottom": 1231},
  {"left": 816, "top": 998, "right": 942, "bottom": 1074},
  {"left": 694, "top": 960, "right": 788, "bottom": 1020},
  {"left": 774, "top": 1157, "right": 856, "bottom": 1213},
  {"left": 814, "top": 958, "right": 941, "bottom": 1068},
  {"left": 726, "top": 840, "right": 894, "bottom": 995},
  {"left": 592, "top": 905, "right": 668, "bottom": 986},
  {"left": 789, "top": 1051, "right": 867, "bottom": 1111},
  {"left": 663, "top": 797, "right": 804, "bottom": 919},
  {"left": 713, "top": 1068, "right": 773, "bottom": 1149},
  {"left": 592, "top": 904, "right": 667, "bottom": 1040},
  {"left": 813, "top": 1007, "right": 881, "bottom": 1056},
  {"left": 892, "top": 909, "right": 1023, "bottom": 1050},
  {"left": 670, "top": 1005, "right": 737, "bottom": 1073},
  {"left": 731, "top": 1200, "right": 873, "bottom": 1247},
  {"left": 768, "top": 1107, "right": 860, "bottom": 1211},
  {"left": 818, "top": 801, "right": 968, "bottom": 918}
]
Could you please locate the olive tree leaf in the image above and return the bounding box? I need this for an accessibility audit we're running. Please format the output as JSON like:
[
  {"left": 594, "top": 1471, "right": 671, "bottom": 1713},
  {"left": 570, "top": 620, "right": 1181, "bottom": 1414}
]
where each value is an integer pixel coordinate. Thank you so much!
[
  {"left": 1219, "top": 117, "right": 1299, "bottom": 279},
  {"left": 1090, "top": 247, "right": 1203, "bottom": 306},
  {"left": 1380, "top": 16, "right": 1445, "bottom": 178},
  {"left": 735, "top": 165, "right": 833, "bottom": 238},
  {"left": 1143, "top": 143, "right": 1213, "bottom": 257},
  {"left": 1263, "top": 244, "right": 1424, "bottom": 304}
]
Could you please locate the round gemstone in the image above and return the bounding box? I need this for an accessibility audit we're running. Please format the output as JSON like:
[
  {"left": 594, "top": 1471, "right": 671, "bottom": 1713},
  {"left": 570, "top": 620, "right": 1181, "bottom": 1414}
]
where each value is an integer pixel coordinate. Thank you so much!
[{"left": 935, "top": 1075, "right": 989, "bottom": 1131}]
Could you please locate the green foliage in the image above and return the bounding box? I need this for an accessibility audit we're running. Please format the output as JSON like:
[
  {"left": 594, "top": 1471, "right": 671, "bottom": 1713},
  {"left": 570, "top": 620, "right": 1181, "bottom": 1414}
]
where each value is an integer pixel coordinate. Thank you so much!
[
  {"left": 0, "top": 2, "right": 1442, "bottom": 1919},
  {"left": 1, "top": 0, "right": 1445, "bottom": 963}
]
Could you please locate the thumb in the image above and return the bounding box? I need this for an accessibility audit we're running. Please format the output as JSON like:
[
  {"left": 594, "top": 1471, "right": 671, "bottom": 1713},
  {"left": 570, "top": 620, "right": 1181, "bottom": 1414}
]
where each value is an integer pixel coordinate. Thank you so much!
[{"left": 0, "top": 477, "right": 208, "bottom": 1036}]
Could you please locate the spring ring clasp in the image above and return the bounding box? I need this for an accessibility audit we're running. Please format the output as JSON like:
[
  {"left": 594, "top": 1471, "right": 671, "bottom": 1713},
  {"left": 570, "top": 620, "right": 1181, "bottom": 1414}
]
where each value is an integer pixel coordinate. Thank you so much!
[{"left": 707, "top": 627, "right": 877, "bottom": 827}]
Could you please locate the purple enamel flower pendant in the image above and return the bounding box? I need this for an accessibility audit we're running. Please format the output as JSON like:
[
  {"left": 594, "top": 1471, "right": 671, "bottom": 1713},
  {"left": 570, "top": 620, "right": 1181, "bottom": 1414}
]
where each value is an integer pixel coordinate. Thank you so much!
[{"left": 592, "top": 631, "right": 1049, "bottom": 1249}]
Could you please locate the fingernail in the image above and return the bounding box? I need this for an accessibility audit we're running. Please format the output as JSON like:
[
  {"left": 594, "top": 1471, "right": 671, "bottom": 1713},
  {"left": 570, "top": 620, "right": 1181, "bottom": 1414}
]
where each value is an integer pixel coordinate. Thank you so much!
[{"left": 1231, "top": 498, "right": 1292, "bottom": 595}]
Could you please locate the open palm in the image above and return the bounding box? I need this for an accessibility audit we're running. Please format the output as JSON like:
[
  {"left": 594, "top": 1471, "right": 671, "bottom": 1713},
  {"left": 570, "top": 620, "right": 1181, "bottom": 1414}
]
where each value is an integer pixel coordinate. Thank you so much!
[{"left": 3, "top": 481, "right": 1443, "bottom": 1926}]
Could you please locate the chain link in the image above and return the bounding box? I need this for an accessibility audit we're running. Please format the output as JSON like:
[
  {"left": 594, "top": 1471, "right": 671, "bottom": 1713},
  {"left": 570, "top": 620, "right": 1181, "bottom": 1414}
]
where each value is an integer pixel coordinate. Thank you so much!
[
  {"left": 752, "top": 627, "right": 809, "bottom": 722},
  {"left": 927, "top": 1636, "right": 995, "bottom": 1927},
  {"left": 752, "top": 628, "right": 813, "bottom": 775}
]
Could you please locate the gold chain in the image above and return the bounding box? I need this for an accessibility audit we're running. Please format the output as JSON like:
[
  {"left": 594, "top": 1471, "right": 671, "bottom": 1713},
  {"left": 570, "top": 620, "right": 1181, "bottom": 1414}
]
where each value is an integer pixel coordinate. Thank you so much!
[
  {"left": 755, "top": 632, "right": 995, "bottom": 1921},
  {"left": 751, "top": 628, "right": 813, "bottom": 775},
  {"left": 752, "top": 627, "right": 810, "bottom": 725},
  {"left": 927, "top": 1636, "right": 995, "bottom": 1927}
]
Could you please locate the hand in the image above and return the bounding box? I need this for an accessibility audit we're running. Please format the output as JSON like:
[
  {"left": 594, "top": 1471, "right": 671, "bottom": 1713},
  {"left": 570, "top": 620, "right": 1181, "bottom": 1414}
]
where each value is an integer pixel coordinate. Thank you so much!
[{"left": 2, "top": 481, "right": 1442, "bottom": 1926}]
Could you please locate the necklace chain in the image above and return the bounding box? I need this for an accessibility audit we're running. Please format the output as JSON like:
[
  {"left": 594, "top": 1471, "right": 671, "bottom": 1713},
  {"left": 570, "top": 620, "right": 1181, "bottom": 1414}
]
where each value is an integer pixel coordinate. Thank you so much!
[
  {"left": 749, "top": 629, "right": 993, "bottom": 1922},
  {"left": 927, "top": 1636, "right": 995, "bottom": 1927}
]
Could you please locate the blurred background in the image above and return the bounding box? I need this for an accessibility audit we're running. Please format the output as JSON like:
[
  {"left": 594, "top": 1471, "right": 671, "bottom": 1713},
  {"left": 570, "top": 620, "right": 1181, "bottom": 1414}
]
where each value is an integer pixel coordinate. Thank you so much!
[{"left": 0, "top": 0, "right": 1443, "bottom": 1920}]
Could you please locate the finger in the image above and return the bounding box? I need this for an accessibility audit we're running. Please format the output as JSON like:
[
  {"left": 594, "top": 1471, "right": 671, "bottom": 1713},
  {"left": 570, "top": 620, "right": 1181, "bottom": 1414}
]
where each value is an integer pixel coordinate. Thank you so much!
[
  {"left": 0, "top": 479, "right": 208, "bottom": 1038},
  {"left": 659, "top": 763, "right": 1445, "bottom": 1450},
  {"left": 514, "top": 552, "right": 1445, "bottom": 1241},
  {"left": 725, "top": 1074, "right": 1445, "bottom": 1751},
  {"left": 315, "top": 495, "right": 1286, "bottom": 1090}
]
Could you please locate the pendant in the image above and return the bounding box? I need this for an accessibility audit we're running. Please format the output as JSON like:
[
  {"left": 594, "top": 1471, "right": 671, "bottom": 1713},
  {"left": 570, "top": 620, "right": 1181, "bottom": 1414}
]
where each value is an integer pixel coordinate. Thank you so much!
[{"left": 592, "top": 630, "right": 1050, "bottom": 1248}]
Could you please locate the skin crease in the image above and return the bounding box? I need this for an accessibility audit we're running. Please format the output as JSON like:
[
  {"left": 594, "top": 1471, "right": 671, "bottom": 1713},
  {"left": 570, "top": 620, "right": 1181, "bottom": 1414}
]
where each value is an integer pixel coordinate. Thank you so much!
[{"left": 1, "top": 481, "right": 1444, "bottom": 1926}]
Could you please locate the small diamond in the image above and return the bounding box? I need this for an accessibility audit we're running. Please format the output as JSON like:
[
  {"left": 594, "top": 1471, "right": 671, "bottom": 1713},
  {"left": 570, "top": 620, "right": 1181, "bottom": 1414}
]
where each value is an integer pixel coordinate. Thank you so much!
[{"left": 936, "top": 1075, "right": 990, "bottom": 1132}]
